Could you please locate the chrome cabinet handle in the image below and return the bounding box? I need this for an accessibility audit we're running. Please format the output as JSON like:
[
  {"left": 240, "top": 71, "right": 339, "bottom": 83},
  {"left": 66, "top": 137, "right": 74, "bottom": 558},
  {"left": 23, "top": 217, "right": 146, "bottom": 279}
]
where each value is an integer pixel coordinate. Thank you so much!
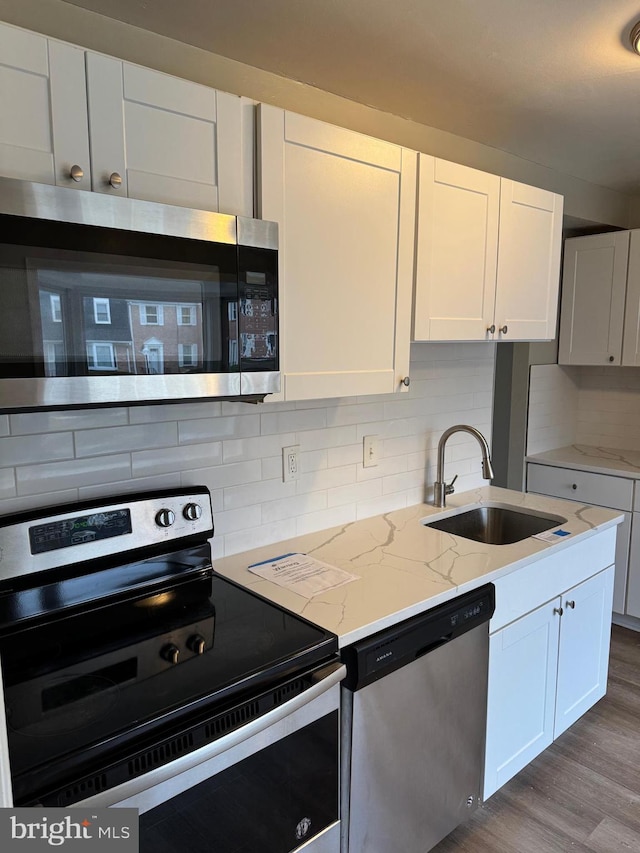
[
  {"left": 69, "top": 164, "right": 84, "bottom": 182},
  {"left": 487, "top": 324, "right": 496, "bottom": 334},
  {"left": 553, "top": 606, "right": 564, "bottom": 616},
  {"left": 499, "top": 325, "right": 508, "bottom": 334},
  {"left": 109, "top": 171, "right": 123, "bottom": 189},
  {"left": 566, "top": 600, "right": 576, "bottom": 609},
  {"left": 401, "top": 376, "right": 410, "bottom": 387}
]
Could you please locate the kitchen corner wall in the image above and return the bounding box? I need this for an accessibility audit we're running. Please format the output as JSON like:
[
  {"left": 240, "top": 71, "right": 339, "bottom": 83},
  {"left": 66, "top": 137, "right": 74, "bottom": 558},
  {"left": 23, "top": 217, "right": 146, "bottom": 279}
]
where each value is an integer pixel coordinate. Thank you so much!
[
  {"left": 0, "top": 343, "right": 495, "bottom": 559},
  {"left": 527, "top": 363, "right": 640, "bottom": 455}
]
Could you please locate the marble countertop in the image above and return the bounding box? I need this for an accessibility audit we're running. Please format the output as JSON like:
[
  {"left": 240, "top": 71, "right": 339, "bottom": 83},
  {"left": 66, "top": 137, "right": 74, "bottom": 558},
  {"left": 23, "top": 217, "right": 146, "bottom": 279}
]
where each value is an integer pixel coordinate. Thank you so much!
[
  {"left": 527, "top": 444, "right": 640, "bottom": 479},
  {"left": 213, "top": 485, "right": 622, "bottom": 647}
]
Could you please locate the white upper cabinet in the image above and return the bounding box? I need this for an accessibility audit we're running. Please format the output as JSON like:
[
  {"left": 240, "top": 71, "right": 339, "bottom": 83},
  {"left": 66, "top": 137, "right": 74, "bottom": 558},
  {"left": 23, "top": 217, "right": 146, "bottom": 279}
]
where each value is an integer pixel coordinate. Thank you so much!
[
  {"left": 494, "top": 180, "right": 563, "bottom": 341},
  {"left": 558, "top": 231, "right": 629, "bottom": 366},
  {"left": 0, "top": 22, "right": 252, "bottom": 215},
  {"left": 0, "top": 22, "right": 91, "bottom": 190},
  {"left": 85, "top": 54, "right": 252, "bottom": 214},
  {"left": 413, "top": 156, "right": 563, "bottom": 342},
  {"left": 258, "top": 105, "right": 417, "bottom": 401},
  {"left": 621, "top": 230, "right": 640, "bottom": 366},
  {"left": 413, "top": 157, "right": 500, "bottom": 341}
]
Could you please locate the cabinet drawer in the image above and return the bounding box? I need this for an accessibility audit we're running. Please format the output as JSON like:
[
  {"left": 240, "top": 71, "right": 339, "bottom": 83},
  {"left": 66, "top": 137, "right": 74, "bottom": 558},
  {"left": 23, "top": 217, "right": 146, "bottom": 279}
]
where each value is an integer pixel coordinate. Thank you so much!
[{"left": 527, "top": 463, "right": 633, "bottom": 511}]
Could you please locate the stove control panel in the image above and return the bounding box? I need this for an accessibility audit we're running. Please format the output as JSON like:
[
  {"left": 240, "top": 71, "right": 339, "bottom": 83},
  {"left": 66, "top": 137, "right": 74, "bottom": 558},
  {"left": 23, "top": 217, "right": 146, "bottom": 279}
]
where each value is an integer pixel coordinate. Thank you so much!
[{"left": 0, "top": 487, "right": 214, "bottom": 583}]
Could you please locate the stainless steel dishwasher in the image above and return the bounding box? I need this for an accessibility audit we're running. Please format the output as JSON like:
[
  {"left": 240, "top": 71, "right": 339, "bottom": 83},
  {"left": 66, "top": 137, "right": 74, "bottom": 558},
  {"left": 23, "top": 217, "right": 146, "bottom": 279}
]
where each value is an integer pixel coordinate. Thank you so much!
[{"left": 340, "top": 583, "right": 495, "bottom": 853}]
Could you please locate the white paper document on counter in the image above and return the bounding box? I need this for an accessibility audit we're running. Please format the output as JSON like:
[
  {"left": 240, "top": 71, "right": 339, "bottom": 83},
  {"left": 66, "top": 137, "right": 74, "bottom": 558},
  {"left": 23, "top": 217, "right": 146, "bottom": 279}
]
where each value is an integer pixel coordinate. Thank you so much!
[{"left": 248, "top": 552, "right": 359, "bottom": 598}]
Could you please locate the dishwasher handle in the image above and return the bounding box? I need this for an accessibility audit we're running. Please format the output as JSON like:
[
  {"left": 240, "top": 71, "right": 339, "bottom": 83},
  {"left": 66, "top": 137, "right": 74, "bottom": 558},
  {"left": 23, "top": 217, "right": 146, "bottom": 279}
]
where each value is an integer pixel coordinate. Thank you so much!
[{"left": 415, "top": 633, "right": 452, "bottom": 659}]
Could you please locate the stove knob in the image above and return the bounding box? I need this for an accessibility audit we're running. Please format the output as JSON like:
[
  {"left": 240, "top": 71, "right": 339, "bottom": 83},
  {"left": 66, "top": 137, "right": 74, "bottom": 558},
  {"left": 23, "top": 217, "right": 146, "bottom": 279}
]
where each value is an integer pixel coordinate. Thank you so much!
[
  {"left": 155, "top": 508, "right": 176, "bottom": 528},
  {"left": 187, "top": 634, "right": 207, "bottom": 655},
  {"left": 183, "top": 502, "right": 203, "bottom": 522},
  {"left": 160, "top": 644, "right": 180, "bottom": 665}
]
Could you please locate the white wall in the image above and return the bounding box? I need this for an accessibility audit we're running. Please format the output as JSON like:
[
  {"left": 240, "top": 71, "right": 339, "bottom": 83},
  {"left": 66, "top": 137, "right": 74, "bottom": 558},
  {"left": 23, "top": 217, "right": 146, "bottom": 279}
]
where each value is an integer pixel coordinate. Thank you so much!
[
  {"left": 526, "top": 364, "right": 580, "bottom": 455},
  {"left": 527, "top": 364, "right": 640, "bottom": 455},
  {"left": 0, "top": 343, "right": 495, "bottom": 558}
]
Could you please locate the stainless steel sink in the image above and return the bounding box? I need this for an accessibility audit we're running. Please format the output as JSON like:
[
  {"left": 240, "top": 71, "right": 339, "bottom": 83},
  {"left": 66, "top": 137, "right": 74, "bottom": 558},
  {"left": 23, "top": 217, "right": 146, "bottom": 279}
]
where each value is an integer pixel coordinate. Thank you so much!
[{"left": 423, "top": 503, "right": 567, "bottom": 545}]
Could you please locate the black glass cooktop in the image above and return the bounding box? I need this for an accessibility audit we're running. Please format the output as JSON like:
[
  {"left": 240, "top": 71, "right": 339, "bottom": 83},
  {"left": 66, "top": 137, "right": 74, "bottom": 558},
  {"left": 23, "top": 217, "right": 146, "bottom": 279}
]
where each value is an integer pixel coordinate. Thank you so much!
[{"left": 0, "top": 558, "right": 337, "bottom": 798}]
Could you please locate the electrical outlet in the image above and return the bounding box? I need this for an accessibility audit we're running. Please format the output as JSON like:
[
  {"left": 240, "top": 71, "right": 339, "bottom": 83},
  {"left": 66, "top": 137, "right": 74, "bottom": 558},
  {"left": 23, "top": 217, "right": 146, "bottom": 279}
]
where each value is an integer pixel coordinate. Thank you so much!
[
  {"left": 282, "top": 445, "right": 300, "bottom": 482},
  {"left": 363, "top": 435, "right": 379, "bottom": 468}
]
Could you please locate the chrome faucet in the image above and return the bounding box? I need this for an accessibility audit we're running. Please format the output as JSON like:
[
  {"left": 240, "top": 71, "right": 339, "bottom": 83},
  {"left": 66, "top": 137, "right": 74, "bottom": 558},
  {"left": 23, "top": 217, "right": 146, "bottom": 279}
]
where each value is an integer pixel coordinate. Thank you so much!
[{"left": 433, "top": 425, "right": 495, "bottom": 507}]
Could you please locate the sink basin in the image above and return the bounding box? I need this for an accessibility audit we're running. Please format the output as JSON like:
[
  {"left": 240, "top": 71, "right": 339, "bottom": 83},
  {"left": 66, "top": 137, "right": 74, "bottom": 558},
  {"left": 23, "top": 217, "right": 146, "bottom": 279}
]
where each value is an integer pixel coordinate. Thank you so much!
[{"left": 423, "top": 503, "right": 567, "bottom": 545}]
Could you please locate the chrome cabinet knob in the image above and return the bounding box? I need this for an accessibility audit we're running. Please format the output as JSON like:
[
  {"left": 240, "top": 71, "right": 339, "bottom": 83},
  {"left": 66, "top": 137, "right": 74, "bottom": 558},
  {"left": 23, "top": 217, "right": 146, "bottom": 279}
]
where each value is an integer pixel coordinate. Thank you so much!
[
  {"left": 487, "top": 324, "right": 496, "bottom": 334},
  {"left": 499, "top": 325, "right": 508, "bottom": 334},
  {"left": 109, "top": 171, "right": 123, "bottom": 189},
  {"left": 155, "top": 508, "right": 176, "bottom": 528},
  {"left": 571, "top": 483, "right": 577, "bottom": 490},
  {"left": 608, "top": 355, "right": 615, "bottom": 362},
  {"left": 69, "top": 164, "right": 84, "bottom": 182},
  {"left": 553, "top": 606, "right": 564, "bottom": 616},
  {"left": 401, "top": 376, "right": 410, "bottom": 387},
  {"left": 566, "top": 600, "right": 576, "bottom": 609}
]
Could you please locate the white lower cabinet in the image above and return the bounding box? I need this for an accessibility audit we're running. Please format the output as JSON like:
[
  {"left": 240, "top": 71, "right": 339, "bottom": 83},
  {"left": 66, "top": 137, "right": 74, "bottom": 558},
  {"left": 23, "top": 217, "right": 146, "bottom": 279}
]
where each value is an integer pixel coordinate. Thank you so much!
[
  {"left": 527, "top": 462, "right": 633, "bottom": 614},
  {"left": 484, "top": 537, "right": 615, "bottom": 800}
]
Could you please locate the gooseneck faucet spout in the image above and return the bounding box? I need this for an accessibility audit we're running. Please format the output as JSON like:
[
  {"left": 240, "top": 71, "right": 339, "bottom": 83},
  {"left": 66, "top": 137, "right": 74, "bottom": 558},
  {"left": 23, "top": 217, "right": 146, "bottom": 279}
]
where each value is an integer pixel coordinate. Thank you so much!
[{"left": 433, "top": 424, "right": 494, "bottom": 507}]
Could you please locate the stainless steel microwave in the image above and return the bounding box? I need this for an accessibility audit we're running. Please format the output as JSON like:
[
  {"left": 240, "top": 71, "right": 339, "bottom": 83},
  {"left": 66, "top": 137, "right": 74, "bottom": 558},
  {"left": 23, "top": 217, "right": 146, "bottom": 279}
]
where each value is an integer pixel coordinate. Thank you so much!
[{"left": 0, "top": 177, "right": 279, "bottom": 411}]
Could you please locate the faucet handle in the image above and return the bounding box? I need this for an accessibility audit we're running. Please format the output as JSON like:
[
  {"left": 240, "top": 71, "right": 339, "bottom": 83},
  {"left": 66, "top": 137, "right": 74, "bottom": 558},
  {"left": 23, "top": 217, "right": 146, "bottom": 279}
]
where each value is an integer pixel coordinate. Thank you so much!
[{"left": 445, "top": 474, "right": 458, "bottom": 496}]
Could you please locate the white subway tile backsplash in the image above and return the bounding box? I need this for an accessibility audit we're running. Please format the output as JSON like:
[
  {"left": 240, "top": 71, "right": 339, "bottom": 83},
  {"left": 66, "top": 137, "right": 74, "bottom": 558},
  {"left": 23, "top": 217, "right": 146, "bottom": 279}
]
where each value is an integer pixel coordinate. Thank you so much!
[
  {"left": 132, "top": 442, "right": 223, "bottom": 477},
  {"left": 129, "top": 401, "right": 222, "bottom": 424},
  {"left": 10, "top": 408, "right": 129, "bottom": 435},
  {"left": 224, "top": 478, "right": 296, "bottom": 511},
  {"left": 178, "top": 414, "right": 260, "bottom": 445},
  {"left": 328, "top": 479, "right": 382, "bottom": 508},
  {"left": 223, "top": 432, "right": 296, "bottom": 464},
  {"left": 295, "top": 504, "right": 357, "bottom": 537},
  {"left": 75, "top": 423, "right": 177, "bottom": 458},
  {"left": 0, "top": 468, "right": 16, "bottom": 499},
  {"left": 0, "top": 345, "right": 496, "bottom": 555},
  {"left": 78, "top": 474, "right": 180, "bottom": 501},
  {"left": 260, "top": 407, "right": 327, "bottom": 435},
  {"left": 16, "top": 454, "right": 132, "bottom": 495},
  {"left": 0, "top": 433, "right": 74, "bottom": 466}
]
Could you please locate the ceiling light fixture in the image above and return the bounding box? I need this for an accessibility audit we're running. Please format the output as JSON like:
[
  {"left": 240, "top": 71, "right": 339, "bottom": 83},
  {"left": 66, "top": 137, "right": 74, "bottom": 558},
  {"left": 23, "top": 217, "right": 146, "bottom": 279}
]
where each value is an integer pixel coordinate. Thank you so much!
[{"left": 630, "top": 21, "right": 640, "bottom": 54}]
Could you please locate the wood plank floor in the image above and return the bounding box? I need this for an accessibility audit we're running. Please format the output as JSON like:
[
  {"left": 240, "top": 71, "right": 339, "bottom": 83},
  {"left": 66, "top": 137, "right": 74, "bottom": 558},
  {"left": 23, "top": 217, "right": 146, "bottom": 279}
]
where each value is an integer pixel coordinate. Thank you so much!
[{"left": 431, "top": 625, "right": 640, "bottom": 853}]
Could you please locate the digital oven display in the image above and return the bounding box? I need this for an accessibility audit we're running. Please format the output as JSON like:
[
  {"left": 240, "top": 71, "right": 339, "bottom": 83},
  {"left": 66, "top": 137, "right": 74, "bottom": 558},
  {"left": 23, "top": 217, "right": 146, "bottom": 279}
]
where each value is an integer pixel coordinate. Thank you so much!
[{"left": 29, "top": 509, "right": 132, "bottom": 555}]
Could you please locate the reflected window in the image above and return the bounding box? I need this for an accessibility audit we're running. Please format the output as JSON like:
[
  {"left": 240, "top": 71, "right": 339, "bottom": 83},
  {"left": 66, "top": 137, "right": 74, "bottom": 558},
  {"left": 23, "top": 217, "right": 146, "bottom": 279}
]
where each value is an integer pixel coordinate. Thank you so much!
[
  {"left": 178, "top": 305, "right": 196, "bottom": 326},
  {"left": 179, "top": 343, "right": 197, "bottom": 368},
  {"left": 228, "top": 302, "right": 237, "bottom": 321},
  {"left": 87, "top": 343, "right": 115, "bottom": 370},
  {"left": 50, "top": 294, "right": 62, "bottom": 323},
  {"left": 93, "top": 298, "right": 111, "bottom": 325},
  {"left": 141, "top": 304, "right": 163, "bottom": 326},
  {"left": 228, "top": 339, "right": 238, "bottom": 366}
]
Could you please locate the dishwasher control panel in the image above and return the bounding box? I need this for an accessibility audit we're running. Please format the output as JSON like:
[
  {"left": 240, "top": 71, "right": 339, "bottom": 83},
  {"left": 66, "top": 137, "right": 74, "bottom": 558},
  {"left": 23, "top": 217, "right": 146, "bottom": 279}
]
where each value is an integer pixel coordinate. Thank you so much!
[{"left": 341, "top": 583, "right": 495, "bottom": 690}]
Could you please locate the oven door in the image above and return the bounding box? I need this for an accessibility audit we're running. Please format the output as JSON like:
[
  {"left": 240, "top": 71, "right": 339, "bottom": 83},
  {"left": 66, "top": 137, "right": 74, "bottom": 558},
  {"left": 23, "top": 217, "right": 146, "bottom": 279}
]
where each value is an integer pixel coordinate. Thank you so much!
[{"left": 74, "top": 661, "right": 344, "bottom": 853}]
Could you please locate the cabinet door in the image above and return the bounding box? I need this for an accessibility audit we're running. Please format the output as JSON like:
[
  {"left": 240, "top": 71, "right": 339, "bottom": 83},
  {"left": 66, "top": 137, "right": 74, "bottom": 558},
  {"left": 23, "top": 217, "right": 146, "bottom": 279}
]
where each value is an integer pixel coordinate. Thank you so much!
[
  {"left": 554, "top": 566, "right": 614, "bottom": 738},
  {"left": 558, "top": 231, "right": 629, "bottom": 365},
  {"left": 86, "top": 54, "right": 252, "bottom": 214},
  {"left": 0, "top": 24, "right": 91, "bottom": 190},
  {"left": 494, "top": 180, "right": 563, "bottom": 341},
  {"left": 483, "top": 600, "right": 559, "bottom": 799},
  {"left": 258, "top": 106, "right": 416, "bottom": 400},
  {"left": 413, "top": 156, "right": 499, "bottom": 341},
  {"left": 622, "top": 230, "right": 640, "bottom": 366}
]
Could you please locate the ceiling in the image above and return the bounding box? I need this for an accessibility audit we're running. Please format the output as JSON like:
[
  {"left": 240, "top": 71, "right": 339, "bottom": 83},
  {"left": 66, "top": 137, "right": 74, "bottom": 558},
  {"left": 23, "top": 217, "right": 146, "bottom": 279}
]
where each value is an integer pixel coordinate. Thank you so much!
[{"left": 60, "top": 0, "right": 640, "bottom": 197}]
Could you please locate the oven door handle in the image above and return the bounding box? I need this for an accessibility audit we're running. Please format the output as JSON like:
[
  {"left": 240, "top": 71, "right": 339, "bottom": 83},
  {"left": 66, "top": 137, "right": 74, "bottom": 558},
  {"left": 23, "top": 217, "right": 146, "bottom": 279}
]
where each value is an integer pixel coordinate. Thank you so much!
[{"left": 73, "top": 659, "right": 346, "bottom": 810}]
